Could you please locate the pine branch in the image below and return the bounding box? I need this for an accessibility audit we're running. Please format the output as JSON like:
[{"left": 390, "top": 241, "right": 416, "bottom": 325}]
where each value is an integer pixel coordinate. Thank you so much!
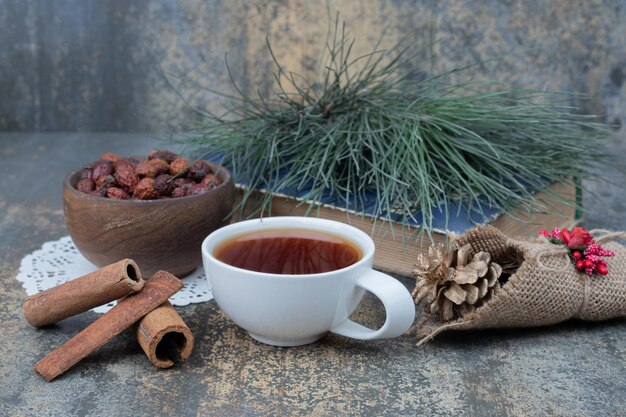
[{"left": 183, "top": 16, "right": 611, "bottom": 234}]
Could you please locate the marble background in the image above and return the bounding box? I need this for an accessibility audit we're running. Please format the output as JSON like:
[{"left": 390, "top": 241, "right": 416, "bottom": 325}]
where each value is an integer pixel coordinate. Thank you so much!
[{"left": 0, "top": 0, "right": 624, "bottom": 133}]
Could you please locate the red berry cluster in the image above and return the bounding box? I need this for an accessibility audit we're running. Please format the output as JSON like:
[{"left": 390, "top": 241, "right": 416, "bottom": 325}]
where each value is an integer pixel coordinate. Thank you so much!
[{"left": 539, "top": 227, "right": 614, "bottom": 276}]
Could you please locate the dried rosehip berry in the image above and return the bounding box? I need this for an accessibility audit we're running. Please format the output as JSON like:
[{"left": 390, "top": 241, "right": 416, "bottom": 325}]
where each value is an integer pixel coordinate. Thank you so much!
[
  {"left": 200, "top": 173, "right": 222, "bottom": 189},
  {"left": 171, "top": 187, "right": 188, "bottom": 198},
  {"left": 94, "top": 174, "right": 115, "bottom": 188},
  {"left": 100, "top": 152, "right": 121, "bottom": 163},
  {"left": 169, "top": 158, "right": 189, "bottom": 176},
  {"left": 106, "top": 187, "right": 130, "bottom": 200},
  {"left": 154, "top": 174, "right": 174, "bottom": 196},
  {"left": 173, "top": 177, "right": 193, "bottom": 187},
  {"left": 149, "top": 149, "right": 177, "bottom": 163},
  {"left": 114, "top": 164, "right": 139, "bottom": 192},
  {"left": 188, "top": 183, "right": 209, "bottom": 196},
  {"left": 133, "top": 177, "right": 159, "bottom": 200},
  {"left": 79, "top": 168, "right": 93, "bottom": 180},
  {"left": 188, "top": 160, "right": 211, "bottom": 181},
  {"left": 136, "top": 160, "right": 159, "bottom": 178},
  {"left": 76, "top": 178, "right": 95, "bottom": 193},
  {"left": 92, "top": 160, "right": 113, "bottom": 180},
  {"left": 114, "top": 158, "right": 137, "bottom": 170},
  {"left": 148, "top": 158, "right": 170, "bottom": 175}
]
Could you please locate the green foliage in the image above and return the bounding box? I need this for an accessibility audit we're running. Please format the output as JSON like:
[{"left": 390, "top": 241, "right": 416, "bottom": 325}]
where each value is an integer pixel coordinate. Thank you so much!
[{"left": 184, "top": 19, "right": 610, "bottom": 232}]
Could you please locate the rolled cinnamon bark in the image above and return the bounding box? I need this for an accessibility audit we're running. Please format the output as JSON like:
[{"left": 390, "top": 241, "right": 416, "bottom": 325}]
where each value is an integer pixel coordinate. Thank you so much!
[
  {"left": 34, "top": 270, "right": 184, "bottom": 381},
  {"left": 136, "top": 301, "right": 194, "bottom": 368},
  {"left": 23, "top": 259, "right": 144, "bottom": 327}
]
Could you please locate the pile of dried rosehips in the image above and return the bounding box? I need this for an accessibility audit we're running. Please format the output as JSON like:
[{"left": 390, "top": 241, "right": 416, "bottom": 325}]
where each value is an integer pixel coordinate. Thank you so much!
[{"left": 75, "top": 150, "right": 223, "bottom": 200}]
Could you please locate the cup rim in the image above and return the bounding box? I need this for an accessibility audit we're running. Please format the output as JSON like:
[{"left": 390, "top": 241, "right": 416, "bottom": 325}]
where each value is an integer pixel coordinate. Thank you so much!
[{"left": 201, "top": 216, "right": 375, "bottom": 278}]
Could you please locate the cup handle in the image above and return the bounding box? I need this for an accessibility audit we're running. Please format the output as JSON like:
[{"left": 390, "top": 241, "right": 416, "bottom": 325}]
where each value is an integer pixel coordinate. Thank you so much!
[{"left": 330, "top": 270, "right": 416, "bottom": 340}]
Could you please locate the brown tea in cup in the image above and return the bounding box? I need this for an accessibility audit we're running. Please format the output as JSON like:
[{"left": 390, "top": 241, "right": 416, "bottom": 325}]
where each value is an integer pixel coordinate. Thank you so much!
[{"left": 214, "top": 229, "right": 361, "bottom": 274}]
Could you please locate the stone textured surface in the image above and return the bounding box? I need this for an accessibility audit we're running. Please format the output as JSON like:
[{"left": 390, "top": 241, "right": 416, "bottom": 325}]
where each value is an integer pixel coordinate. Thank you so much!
[
  {"left": 0, "top": 0, "right": 625, "bottom": 132},
  {"left": 0, "top": 133, "right": 624, "bottom": 416}
]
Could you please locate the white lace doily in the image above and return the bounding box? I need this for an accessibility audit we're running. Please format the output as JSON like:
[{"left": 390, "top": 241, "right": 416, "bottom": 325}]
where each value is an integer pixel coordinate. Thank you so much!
[{"left": 16, "top": 236, "right": 213, "bottom": 313}]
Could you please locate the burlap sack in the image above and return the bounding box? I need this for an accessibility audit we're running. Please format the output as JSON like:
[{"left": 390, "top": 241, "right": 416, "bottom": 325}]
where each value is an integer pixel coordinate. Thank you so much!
[{"left": 416, "top": 226, "right": 626, "bottom": 346}]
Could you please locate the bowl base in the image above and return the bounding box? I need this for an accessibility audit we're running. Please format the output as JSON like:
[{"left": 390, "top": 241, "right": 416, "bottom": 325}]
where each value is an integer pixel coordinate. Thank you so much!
[
  {"left": 173, "top": 266, "right": 199, "bottom": 278},
  {"left": 248, "top": 332, "right": 326, "bottom": 347}
]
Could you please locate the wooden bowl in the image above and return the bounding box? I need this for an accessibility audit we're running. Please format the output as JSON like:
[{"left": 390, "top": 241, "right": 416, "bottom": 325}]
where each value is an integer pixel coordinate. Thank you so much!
[{"left": 63, "top": 162, "right": 234, "bottom": 277}]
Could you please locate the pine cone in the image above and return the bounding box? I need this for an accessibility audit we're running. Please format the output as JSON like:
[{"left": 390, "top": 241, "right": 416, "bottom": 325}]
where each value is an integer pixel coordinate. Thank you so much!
[{"left": 412, "top": 243, "right": 503, "bottom": 321}]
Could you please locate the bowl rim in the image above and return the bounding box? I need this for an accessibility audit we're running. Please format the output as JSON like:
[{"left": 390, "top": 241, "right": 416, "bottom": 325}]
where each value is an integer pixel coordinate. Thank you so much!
[{"left": 64, "top": 160, "right": 233, "bottom": 205}]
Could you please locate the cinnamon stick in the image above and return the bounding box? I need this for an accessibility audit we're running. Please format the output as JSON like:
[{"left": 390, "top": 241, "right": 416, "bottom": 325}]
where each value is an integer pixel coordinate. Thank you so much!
[
  {"left": 136, "top": 301, "right": 194, "bottom": 368},
  {"left": 23, "top": 259, "right": 144, "bottom": 327},
  {"left": 34, "top": 271, "right": 183, "bottom": 381}
]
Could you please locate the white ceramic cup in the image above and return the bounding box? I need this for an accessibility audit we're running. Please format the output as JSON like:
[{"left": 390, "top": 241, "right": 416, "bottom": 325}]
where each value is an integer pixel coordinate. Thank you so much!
[{"left": 201, "top": 217, "right": 416, "bottom": 347}]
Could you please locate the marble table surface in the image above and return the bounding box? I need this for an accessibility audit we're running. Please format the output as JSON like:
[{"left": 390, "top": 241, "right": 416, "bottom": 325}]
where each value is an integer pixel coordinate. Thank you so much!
[{"left": 0, "top": 132, "right": 624, "bottom": 416}]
